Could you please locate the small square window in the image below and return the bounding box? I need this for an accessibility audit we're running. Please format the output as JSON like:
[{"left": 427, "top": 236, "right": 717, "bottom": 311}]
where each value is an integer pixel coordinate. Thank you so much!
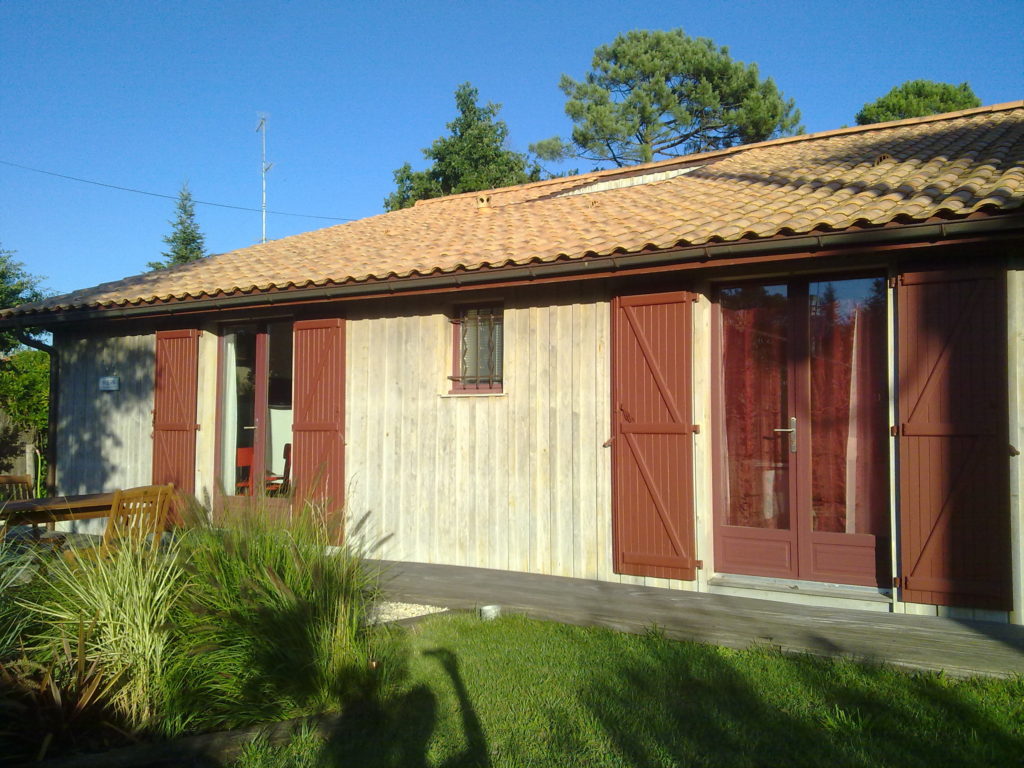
[{"left": 450, "top": 305, "right": 503, "bottom": 392}]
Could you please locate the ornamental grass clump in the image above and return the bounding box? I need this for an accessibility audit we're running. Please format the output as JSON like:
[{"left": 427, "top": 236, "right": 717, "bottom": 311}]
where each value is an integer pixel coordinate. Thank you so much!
[
  {"left": 17, "top": 536, "right": 186, "bottom": 732},
  {"left": 0, "top": 536, "right": 34, "bottom": 659},
  {"left": 162, "top": 501, "right": 404, "bottom": 734}
]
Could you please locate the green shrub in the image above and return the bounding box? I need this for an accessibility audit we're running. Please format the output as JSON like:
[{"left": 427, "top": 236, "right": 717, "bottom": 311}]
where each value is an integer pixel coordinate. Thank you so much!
[
  {"left": 1, "top": 499, "right": 399, "bottom": 752},
  {"left": 162, "top": 502, "right": 405, "bottom": 734}
]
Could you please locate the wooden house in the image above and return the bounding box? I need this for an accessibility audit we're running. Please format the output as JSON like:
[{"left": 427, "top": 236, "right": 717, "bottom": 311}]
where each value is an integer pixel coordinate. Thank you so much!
[{"left": 4, "top": 102, "right": 1023, "bottom": 624}]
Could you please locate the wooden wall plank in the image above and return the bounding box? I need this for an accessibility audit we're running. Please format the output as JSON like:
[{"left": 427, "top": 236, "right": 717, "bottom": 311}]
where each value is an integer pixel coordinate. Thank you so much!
[
  {"left": 344, "top": 286, "right": 632, "bottom": 583},
  {"left": 54, "top": 331, "right": 156, "bottom": 532},
  {"left": 1006, "top": 264, "right": 1023, "bottom": 622}
]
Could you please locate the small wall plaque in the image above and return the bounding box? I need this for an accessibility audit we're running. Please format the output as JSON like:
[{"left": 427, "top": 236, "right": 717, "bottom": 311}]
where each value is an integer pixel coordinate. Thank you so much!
[{"left": 98, "top": 376, "right": 120, "bottom": 392}]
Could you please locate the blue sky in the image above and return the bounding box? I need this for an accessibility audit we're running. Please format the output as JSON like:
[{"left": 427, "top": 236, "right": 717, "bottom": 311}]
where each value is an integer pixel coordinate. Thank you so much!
[{"left": 1, "top": 0, "right": 1021, "bottom": 298}]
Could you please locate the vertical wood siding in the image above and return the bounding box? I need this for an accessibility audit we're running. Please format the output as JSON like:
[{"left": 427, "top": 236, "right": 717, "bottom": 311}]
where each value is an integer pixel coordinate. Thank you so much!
[
  {"left": 54, "top": 331, "right": 155, "bottom": 499},
  {"left": 344, "top": 284, "right": 687, "bottom": 585},
  {"left": 1008, "top": 265, "right": 1024, "bottom": 621},
  {"left": 193, "top": 329, "right": 219, "bottom": 510}
]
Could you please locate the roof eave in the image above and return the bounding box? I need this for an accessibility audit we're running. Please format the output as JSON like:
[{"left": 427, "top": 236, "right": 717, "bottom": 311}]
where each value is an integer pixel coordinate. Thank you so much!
[{"left": 5, "top": 210, "right": 1023, "bottom": 330}]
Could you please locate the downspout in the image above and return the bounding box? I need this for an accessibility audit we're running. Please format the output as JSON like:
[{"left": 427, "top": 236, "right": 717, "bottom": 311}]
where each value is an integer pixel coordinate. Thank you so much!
[{"left": 15, "top": 331, "right": 56, "bottom": 495}]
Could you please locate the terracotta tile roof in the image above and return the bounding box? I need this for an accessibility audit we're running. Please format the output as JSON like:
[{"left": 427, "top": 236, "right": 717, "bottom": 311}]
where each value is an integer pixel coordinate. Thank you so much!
[{"left": 9, "top": 102, "right": 1024, "bottom": 318}]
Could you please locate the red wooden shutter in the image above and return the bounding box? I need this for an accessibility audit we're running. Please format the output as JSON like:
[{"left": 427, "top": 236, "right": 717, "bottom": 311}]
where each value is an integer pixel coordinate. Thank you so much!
[
  {"left": 152, "top": 329, "right": 199, "bottom": 493},
  {"left": 612, "top": 292, "right": 699, "bottom": 580},
  {"left": 897, "top": 266, "right": 1011, "bottom": 610},
  {"left": 292, "top": 318, "right": 345, "bottom": 512}
]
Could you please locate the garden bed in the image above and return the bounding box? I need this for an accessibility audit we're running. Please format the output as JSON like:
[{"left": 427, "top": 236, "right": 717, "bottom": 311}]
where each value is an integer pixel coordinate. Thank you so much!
[{"left": 0, "top": 503, "right": 407, "bottom": 765}]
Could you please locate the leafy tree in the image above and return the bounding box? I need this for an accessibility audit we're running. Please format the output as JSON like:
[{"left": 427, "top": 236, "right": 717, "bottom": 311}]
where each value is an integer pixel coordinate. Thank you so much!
[
  {"left": 855, "top": 80, "right": 982, "bottom": 125},
  {"left": 384, "top": 83, "right": 540, "bottom": 211},
  {"left": 148, "top": 183, "right": 207, "bottom": 270},
  {"left": 0, "top": 244, "right": 44, "bottom": 355},
  {"left": 532, "top": 29, "right": 802, "bottom": 167},
  {"left": 0, "top": 348, "right": 48, "bottom": 444},
  {"left": 0, "top": 246, "right": 47, "bottom": 481}
]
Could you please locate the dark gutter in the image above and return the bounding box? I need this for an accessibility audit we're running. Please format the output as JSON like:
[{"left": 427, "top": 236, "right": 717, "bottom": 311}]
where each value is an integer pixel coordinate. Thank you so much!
[{"left": 4, "top": 213, "right": 1023, "bottom": 329}]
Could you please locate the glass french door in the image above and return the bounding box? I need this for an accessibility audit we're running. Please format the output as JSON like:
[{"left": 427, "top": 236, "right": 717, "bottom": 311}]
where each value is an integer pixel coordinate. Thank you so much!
[
  {"left": 219, "top": 322, "right": 294, "bottom": 498},
  {"left": 714, "top": 276, "right": 890, "bottom": 586}
]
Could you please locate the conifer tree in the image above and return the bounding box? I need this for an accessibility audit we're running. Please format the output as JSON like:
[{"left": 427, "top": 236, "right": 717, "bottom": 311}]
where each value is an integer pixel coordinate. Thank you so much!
[
  {"left": 532, "top": 29, "right": 802, "bottom": 167},
  {"left": 148, "top": 183, "right": 207, "bottom": 270},
  {"left": 385, "top": 83, "right": 539, "bottom": 211},
  {"left": 855, "top": 80, "right": 981, "bottom": 125}
]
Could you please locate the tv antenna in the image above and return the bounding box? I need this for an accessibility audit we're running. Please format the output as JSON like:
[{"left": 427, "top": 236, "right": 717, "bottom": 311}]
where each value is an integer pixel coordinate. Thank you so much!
[{"left": 256, "top": 114, "right": 273, "bottom": 243}]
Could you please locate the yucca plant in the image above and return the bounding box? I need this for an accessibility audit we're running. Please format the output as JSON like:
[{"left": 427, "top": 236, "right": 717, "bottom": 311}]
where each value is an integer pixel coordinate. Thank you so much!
[
  {"left": 0, "top": 619, "right": 125, "bottom": 762},
  {"left": 19, "top": 536, "right": 186, "bottom": 731}
]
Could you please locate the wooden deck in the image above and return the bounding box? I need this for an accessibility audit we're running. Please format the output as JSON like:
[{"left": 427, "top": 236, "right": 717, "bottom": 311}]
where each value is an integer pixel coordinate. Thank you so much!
[{"left": 375, "top": 560, "right": 1024, "bottom": 678}]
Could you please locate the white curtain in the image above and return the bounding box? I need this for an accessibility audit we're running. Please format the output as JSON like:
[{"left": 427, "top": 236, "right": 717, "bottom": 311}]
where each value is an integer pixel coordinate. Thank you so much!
[{"left": 220, "top": 335, "right": 238, "bottom": 495}]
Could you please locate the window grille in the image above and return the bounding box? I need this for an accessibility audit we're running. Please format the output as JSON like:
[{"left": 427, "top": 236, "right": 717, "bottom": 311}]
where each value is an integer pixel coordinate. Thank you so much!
[{"left": 451, "top": 305, "right": 503, "bottom": 391}]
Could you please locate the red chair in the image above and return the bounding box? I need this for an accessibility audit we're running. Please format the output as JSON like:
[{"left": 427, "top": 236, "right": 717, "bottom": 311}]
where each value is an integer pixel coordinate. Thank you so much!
[
  {"left": 235, "top": 446, "right": 254, "bottom": 495},
  {"left": 236, "top": 443, "right": 291, "bottom": 496},
  {"left": 266, "top": 443, "right": 291, "bottom": 496}
]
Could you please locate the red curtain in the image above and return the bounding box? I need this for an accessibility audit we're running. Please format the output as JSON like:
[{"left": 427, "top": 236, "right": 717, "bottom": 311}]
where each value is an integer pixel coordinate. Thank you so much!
[
  {"left": 809, "top": 286, "right": 887, "bottom": 534},
  {"left": 721, "top": 288, "right": 790, "bottom": 529}
]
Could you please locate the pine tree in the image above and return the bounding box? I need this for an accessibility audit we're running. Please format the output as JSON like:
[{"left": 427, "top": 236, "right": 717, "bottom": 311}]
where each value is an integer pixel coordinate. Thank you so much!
[
  {"left": 855, "top": 80, "right": 981, "bottom": 125},
  {"left": 148, "top": 183, "right": 207, "bottom": 270},
  {"left": 532, "top": 29, "right": 801, "bottom": 167}
]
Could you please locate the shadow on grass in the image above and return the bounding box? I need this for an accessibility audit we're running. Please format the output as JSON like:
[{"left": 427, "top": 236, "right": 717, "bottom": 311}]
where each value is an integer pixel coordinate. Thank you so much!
[
  {"left": 256, "top": 614, "right": 1024, "bottom": 768},
  {"left": 319, "top": 646, "right": 489, "bottom": 768},
  {"left": 552, "top": 632, "right": 1024, "bottom": 768}
]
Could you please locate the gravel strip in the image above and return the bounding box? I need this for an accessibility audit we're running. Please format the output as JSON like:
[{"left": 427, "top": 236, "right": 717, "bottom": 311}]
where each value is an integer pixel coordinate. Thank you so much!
[{"left": 372, "top": 601, "right": 447, "bottom": 624}]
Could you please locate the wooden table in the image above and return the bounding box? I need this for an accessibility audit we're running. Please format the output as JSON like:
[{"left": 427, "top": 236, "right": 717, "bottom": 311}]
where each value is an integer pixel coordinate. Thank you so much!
[{"left": 0, "top": 492, "right": 115, "bottom": 528}]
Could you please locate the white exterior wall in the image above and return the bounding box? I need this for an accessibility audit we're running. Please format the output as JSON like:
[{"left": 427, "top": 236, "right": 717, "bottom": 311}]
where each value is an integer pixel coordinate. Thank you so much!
[
  {"left": 344, "top": 283, "right": 714, "bottom": 590},
  {"left": 54, "top": 330, "right": 155, "bottom": 534},
  {"left": 345, "top": 284, "right": 624, "bottom": 581},
  {"left": 52, "top": 257, "right": 1021, "bottom": 620},
  {"left": 1008, "top": 263, "right": 1024, "bottom": 623},
  {"left": 194, "top": 328, "right": 220, "bottom": 511}
]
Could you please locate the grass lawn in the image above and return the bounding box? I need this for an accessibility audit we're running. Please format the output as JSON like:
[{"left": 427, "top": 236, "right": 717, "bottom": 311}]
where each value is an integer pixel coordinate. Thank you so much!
[{"left": 234, "top": 612, "right": 1024, "bottom": 768}]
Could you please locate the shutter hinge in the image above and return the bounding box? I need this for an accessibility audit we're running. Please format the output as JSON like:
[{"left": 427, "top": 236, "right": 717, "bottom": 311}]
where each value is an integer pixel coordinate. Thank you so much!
[
  {"left": 893, "top": 576, "right": 906, "bottom": 590},
  {"left": 890, "top": 425, "right": 898, "bottom": 437},
  {"left": 695, "top": 560, "right": 704, "bottom": 569},
  {"left": 692, "top": 424, "right": 700, "bottom": 434},
  {"left": 1011, "top": 444, "right": 1021, "bottom": 457},
  {"left": 602, "top": 436, "right": 614, "bottom": 448},
  {"left": 888, "top": 275, "right": 899, "bottom": 288}
]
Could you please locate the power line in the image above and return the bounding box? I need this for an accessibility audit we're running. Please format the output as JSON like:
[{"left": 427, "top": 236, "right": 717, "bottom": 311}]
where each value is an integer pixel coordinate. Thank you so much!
[{"left": 0, "top": 159, "right": 355, "bottom": 222}]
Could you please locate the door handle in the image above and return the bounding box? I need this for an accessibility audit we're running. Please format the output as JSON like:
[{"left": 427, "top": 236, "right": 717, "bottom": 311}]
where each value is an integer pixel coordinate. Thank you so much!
[{"left": 773, "top": 417, "right": 797, "bottom": 453}]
